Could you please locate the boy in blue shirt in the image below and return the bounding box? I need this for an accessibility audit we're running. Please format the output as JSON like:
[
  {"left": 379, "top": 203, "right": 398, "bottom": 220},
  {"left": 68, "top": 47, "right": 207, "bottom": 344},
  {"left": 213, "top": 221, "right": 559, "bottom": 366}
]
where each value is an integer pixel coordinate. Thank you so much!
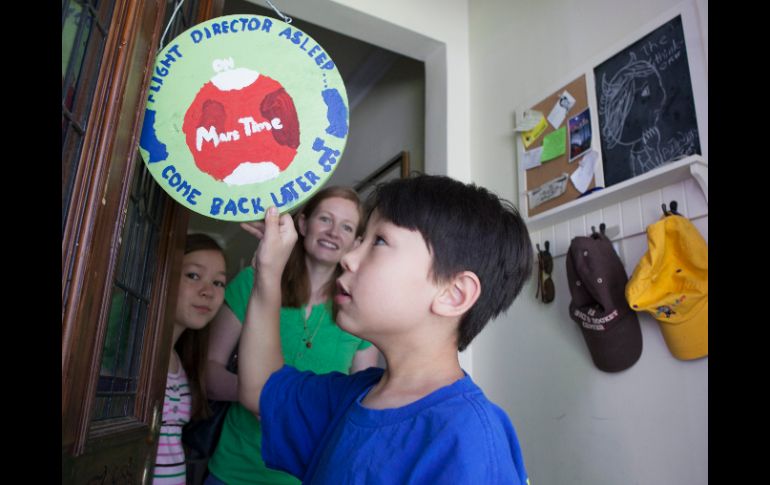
[{"left": 239, "top": 175, "right": 533, "bottom": 484}]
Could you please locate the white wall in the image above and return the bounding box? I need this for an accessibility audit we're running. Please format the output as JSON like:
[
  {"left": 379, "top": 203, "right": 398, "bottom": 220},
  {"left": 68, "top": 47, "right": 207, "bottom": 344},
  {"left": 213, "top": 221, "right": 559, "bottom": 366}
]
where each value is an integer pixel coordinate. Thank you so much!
[
  {"left": 468, "top": 1, "right": 708, "bottom": 484},
  {"left": 328, "top": 56, "right": 425, "bottom": 188},
  {"left": 327, "top": 0, "right": 471, "bottom": 182}
]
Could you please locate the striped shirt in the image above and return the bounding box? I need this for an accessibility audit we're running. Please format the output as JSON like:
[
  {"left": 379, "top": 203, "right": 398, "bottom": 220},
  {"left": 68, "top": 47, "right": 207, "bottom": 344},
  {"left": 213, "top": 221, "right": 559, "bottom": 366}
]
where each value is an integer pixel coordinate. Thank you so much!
[{"left": 153, "top": 366, "right": 191, "bottom": 485}]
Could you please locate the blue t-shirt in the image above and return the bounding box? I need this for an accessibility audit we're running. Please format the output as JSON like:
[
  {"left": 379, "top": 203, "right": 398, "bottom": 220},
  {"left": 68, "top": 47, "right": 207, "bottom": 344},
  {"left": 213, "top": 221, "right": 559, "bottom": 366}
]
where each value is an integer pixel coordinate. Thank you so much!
[{"left": 260, "top": 365, "right": 529, "bottom": 484}]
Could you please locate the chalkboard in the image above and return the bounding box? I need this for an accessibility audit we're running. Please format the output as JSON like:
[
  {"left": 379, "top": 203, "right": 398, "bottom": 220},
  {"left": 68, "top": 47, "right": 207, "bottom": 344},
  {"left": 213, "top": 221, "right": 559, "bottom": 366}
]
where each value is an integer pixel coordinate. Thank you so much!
[{"left": 594, "top": 15, "right": 701, "bottom": 187}]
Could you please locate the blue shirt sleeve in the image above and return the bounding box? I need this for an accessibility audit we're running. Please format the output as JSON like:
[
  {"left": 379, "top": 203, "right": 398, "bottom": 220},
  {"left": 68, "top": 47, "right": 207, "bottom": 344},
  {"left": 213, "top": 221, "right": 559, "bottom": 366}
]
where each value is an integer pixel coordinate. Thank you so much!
[
  {"left": 401, "top": 397, "right": 528, "bottom": 485},
  {"left": 486, "top": 402, "right": 530, "bottom": 485},
  {"left": 259, "top": 365, "right": 382, "bottom": 479}
]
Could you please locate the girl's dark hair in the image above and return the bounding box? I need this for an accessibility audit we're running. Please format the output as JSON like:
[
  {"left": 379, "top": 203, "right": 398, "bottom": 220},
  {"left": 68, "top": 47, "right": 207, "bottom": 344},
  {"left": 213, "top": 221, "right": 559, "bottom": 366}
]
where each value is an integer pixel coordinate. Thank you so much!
[
  {"left": 281, "top": 186, "right": 363, "bottom": 307},
  {"left": 184, "top": 232, "right": 224, "bottom": 255},
  {"left": 175, "top": 233, "right": 225, "bottom": 420}
]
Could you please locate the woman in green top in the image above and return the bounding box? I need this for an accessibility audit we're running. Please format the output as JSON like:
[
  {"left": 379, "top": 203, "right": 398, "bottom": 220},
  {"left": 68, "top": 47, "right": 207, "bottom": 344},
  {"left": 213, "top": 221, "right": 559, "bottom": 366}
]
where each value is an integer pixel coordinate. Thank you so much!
[{"left": 204, "top": 186, "right": 380, "bottom": 485}]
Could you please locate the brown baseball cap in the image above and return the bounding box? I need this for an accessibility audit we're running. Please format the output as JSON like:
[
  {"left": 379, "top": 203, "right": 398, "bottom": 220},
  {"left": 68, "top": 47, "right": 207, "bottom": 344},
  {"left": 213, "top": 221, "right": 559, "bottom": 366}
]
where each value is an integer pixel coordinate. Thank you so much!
[{"left": 566, "top": 233, "right": 642, "bottom": 372}]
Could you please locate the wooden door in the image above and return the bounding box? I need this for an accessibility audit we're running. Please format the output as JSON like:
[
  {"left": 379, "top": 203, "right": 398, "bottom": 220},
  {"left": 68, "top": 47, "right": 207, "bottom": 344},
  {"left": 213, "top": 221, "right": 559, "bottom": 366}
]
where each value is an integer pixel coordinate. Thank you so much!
[{"left": 61, "top": 1, "right": 222, "bottom": 483}]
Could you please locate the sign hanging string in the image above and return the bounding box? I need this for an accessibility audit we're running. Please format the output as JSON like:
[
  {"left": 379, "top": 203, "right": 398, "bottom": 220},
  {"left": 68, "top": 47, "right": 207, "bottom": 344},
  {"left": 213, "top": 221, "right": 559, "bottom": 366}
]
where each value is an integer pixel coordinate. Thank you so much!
[
  {"left": 265, "top": 0, "right": 293, "bottom": 24},
  {"left": 158, "top": 0, "right": 292, "bottom": 53},
  {"left": 158, "top": 0, "right": 293, "bottom": 51},
  {"left": 159, "top": 0, "right": 186, "bottom": 51}
]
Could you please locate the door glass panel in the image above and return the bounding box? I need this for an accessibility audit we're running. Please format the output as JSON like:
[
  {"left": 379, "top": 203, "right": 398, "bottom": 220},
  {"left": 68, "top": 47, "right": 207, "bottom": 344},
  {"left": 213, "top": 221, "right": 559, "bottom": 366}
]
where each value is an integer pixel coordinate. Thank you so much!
[
  {"left": 62, "top": 0, "right": 115, "bottom": 236},
  {"left": 92, "top": 0, "right": 201, "bottom": 422}
]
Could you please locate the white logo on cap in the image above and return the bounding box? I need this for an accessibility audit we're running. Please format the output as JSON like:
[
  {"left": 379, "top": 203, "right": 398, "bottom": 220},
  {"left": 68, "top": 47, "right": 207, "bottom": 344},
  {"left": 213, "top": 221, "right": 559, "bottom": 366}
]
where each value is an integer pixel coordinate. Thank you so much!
[{"left": 573, "top": 309, "right": 619, "bottom": 330}]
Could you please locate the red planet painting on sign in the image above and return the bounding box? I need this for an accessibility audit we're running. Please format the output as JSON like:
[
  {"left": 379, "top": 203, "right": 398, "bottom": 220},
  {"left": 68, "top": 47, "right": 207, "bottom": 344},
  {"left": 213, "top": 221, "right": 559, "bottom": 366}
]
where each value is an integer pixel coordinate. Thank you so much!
[
  {"left": 139, "top": 15, "right": 349, "bottom": 221},
  {"left": 182, "top": 65, "right": 300, "bottom": 185}
]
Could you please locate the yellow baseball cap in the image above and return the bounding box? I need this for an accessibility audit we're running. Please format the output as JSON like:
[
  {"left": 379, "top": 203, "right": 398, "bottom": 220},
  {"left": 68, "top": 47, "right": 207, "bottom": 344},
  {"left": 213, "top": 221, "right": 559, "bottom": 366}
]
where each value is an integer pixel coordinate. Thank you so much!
[{"left": 625, "top": 215, "right": 707, "bottom": 360}]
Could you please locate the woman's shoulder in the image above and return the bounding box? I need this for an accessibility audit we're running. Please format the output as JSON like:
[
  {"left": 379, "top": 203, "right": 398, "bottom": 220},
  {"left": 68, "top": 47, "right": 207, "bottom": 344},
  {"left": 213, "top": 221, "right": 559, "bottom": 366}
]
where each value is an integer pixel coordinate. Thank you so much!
[
  {"left": 229, "top": 265, "right": 255, "bottom": 287},
  {"left": 223, "top": 266, "right": 256, "bottom": 318}
]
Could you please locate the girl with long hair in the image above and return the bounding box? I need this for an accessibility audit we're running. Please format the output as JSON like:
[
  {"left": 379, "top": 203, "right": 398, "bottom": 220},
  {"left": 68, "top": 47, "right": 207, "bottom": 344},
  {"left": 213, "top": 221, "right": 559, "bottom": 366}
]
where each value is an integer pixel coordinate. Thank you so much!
[{"left": 153, "top": 234, "right": 227, "bottom": 485}]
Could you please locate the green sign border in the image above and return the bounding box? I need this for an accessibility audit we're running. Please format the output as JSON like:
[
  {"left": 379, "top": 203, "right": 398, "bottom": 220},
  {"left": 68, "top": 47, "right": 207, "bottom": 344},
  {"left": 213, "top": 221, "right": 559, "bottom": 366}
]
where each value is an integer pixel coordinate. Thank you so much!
[{"left": 139, "top": 14, "right": 349, "bottom": 221}]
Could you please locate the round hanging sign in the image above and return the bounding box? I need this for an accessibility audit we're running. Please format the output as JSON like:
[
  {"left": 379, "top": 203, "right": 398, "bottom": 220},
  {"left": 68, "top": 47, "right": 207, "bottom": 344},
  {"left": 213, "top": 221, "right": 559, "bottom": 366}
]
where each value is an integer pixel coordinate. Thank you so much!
[{"left": 138, "top": 14, "right": 349, "bottom": 221}]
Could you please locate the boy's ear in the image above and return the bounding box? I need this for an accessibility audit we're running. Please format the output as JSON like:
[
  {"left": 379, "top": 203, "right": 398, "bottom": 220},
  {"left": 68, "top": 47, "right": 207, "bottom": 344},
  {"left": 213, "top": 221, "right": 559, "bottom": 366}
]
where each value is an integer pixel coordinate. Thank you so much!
[
  {"left": 431, "top": 271, "right": 481, "bottom": 318},
  {"left": 297, "top": 213, "right": 308, "bottom": 237}
]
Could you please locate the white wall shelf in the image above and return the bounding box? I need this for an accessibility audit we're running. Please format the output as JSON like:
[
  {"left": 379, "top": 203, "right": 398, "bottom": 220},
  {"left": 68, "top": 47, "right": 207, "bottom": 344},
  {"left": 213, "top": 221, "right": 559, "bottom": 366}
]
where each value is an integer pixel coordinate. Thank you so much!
[{"left": 523, "top": 155, "right": 707, "bottom": 233}]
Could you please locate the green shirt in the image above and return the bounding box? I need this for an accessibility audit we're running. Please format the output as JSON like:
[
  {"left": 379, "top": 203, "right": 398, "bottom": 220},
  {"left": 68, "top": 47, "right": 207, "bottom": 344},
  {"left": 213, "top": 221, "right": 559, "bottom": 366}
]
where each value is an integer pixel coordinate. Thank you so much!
[{"left": 208, "top": 266, "right": 372, "bottom": 485}]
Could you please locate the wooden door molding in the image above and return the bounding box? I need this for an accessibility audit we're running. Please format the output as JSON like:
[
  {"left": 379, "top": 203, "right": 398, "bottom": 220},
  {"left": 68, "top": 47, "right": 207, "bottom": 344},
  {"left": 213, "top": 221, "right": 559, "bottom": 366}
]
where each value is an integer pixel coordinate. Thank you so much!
[
  {"left": 62, "top": 0, "right": 168, "bottom": 455},
  {"left": 62, "top": 0, "right": 223, "bottom": 480}
]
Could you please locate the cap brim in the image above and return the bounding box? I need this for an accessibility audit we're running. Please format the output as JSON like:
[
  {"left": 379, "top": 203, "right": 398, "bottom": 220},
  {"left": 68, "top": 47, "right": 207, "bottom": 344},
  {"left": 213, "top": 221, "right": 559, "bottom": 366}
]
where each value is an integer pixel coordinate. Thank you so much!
[
  {"left": 658, "top": 298, "right": 708, "bottom": 360},
  {"left": 578, "top": 311, "right": 643, "bottom": 373}
]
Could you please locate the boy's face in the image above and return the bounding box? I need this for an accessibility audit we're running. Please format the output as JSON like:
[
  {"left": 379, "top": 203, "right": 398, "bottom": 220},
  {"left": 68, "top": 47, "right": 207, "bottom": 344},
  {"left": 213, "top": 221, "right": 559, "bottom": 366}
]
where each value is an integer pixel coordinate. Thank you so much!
[{"left": 335, "top": 211, "right": 439, "bottom": 341}]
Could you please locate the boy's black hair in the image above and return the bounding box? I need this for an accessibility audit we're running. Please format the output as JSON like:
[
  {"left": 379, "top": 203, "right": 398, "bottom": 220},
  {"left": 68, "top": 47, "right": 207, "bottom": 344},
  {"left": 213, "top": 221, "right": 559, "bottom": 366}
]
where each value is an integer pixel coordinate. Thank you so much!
[{"left": 365, "top": 174, "right": 533, "bottom": 351}]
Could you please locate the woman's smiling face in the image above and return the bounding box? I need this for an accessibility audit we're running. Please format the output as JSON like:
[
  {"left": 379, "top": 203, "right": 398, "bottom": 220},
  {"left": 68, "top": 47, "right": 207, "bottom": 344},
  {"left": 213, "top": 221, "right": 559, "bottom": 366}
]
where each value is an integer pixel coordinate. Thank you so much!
[{"left": 299, "top": 196, "right": 360, "bottom": 266}]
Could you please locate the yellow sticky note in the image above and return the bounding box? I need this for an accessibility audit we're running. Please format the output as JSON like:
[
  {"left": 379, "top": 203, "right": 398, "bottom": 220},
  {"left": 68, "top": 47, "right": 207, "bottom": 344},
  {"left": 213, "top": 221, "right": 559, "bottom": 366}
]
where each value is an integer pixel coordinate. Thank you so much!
[{"left": 521, "top": 115, "right": 547, "bottom": 149}]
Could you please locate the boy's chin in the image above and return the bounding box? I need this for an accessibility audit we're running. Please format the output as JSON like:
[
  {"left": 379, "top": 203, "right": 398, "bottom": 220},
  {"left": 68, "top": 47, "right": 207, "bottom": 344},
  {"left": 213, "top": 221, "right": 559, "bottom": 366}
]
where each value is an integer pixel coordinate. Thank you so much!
[
  {"left": 334, "top": 313, "right": 351, "bottom": 331},
  {"left": 334, "top": 313, "right": 362, "bottom": 338}
]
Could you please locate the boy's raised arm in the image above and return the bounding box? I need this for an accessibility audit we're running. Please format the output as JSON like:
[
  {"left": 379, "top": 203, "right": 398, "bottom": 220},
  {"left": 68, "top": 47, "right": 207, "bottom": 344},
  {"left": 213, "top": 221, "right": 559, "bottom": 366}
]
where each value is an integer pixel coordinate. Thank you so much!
[{"left": 238, "top": 206, "right": 298, "bottom": 416}]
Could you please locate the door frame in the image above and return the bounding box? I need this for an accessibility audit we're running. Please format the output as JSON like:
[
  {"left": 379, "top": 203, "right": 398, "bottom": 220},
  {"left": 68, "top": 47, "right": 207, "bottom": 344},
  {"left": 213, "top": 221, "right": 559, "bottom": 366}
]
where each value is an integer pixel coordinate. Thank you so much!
[{"left": 62, "top": 1, "right": 222, "bottom": 482}]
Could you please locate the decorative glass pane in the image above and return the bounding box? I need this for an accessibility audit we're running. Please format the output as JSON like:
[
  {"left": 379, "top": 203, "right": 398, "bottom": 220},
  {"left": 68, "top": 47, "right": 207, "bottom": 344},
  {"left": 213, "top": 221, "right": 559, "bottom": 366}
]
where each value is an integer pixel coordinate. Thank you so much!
[
  {"left": 93, "top": 0, "right": 201, "bottom": 422},
  {"left": 93, "top": 168, "right": 162, "bottom": 421},
  {"left": 62, "top": 0, "right": 115, "bottom": 236}
]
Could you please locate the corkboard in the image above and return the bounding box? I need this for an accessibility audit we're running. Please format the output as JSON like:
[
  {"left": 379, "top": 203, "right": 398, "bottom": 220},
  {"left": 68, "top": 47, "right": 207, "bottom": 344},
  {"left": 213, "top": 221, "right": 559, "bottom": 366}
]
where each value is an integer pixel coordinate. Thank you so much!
[{"left": 522, "top": 75, "right": 594, "bottom": 217}]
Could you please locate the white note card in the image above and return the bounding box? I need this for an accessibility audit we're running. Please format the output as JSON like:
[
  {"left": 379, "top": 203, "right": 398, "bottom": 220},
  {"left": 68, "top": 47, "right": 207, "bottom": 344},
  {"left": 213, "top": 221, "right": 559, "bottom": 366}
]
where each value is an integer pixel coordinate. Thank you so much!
[
  {"left": 570, "top": 150, "right": 599, "bottom": 194},
  {"left": 546, "top": 90, "right": 576, "bottom": 128},
  {"left": 521, "top": 146, "right": 544, "bottom": 171}
]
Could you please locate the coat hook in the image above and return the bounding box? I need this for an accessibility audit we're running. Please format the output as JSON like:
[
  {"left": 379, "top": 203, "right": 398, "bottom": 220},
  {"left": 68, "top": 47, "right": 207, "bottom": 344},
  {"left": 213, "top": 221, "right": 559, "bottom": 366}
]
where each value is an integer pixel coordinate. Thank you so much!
[{"left": 669, "top": 200, "right": 680, "bottom": 216}]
